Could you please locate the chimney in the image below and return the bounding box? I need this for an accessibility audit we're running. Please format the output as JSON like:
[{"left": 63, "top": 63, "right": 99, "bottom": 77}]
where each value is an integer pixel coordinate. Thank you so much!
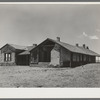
[
  {"left": 33, "top": 44, "right": 37, "bottom": 47},
  {"left": 76, "top": 43, "right": 79, "bottom": 47},
  {"left": 57, "top": 37, "right": 60, "bottom": 42},
  {"left": 86, "top": 46, "right": 89, "bottom": 49},
  {"left": 83, "top": 44, "right": 86, "bottom": 48}
]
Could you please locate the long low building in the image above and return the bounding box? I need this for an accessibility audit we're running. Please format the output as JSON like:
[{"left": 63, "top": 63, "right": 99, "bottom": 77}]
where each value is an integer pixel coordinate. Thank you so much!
[
  {"left": 30, "top": 37, "right": 100, "bottom": 67},
  {"left": 0, "top": 37, "right": 100, "bottom": 67}
]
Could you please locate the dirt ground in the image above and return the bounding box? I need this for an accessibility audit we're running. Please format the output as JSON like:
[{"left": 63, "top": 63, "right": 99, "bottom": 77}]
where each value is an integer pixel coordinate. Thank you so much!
[{"left": 0, "top": 63, "right": 100, "bottom": 87}]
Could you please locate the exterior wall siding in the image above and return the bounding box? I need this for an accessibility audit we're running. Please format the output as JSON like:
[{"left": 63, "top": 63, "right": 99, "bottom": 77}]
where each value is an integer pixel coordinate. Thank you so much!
[
  {"left": 0, "top": 52, "right": 16, "bottom": 66},
  {"left": 0, "top": 50, "right": 1, "bottom": 63},
  {"left": 30, "top": 49, "right": 38, "bottom": 64},
  {"left": 72, "top": 53, "right": 81, "bottom": 67},
  {"left": 60, "top": 47, "right": 71, "bottom": 67},
  {"left": 0, "top": 44, "right": 16, "bottom": 66},
  {"left": 1, "top": 53, "right": 4, "bottom": 63}
]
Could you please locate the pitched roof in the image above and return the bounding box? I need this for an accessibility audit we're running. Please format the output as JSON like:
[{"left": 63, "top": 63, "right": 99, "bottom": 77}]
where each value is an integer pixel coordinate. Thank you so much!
[
  {"left": 19, "top": 46, "right": 36, "bottom": 55},
  {"left": 9, "top": 44, "right": 27, "bottom": 50},
  {"left": 78, "top": 46, "right": 99, "bottom": 56},
  {"left": 30, "top": 38, "right": 100, "bottom": 56},
  {"left": 0, "top": 43, "right": 27, "bottom": 51},
  {"left": 49, "top": 38, "right": 99, "bottom": 56}
]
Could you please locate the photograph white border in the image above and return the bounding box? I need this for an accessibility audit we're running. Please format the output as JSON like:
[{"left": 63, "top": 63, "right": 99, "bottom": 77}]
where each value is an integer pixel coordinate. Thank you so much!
[{"left": 0, "top": 88, "right": 100, "bottom": 98}]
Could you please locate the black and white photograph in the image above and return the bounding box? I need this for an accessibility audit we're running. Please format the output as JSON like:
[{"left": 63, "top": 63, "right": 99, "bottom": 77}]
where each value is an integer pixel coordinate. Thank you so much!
[{"left": 0, "top": 3, "right": 100, "bottom": 88}]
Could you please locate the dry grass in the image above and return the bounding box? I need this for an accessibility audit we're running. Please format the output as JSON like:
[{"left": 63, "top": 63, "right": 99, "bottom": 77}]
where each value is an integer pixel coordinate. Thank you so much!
[{"left": 0, "top": 63, "right": 100, "bottom": 87}]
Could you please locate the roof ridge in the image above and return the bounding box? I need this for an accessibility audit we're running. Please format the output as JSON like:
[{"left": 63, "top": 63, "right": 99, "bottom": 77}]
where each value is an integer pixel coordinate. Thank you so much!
[
  {"left": 8, "top": 43, "right": 27, "bottom": 50},
  {"left": 48, "top": 38, "right": 79, "bottom": 49},
  {"left": 8, "top": 43, "right": 27, "bottom": 47}
]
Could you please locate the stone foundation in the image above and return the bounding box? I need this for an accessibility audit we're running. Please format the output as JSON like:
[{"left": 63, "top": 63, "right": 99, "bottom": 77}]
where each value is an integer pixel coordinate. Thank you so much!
[{"left": 0, "top": 62, "right": 16, "bottom": 66}]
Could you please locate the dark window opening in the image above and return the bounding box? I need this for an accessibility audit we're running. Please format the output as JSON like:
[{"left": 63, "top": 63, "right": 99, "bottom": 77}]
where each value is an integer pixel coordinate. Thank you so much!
[{"left": 4, "top": 53, "right": 11, "bottom": 61}]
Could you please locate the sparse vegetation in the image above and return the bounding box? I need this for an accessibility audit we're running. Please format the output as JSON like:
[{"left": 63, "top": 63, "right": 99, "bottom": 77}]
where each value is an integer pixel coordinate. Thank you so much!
[
  {"left": 48, "top": 64, "right": 60, "bottom": 68},
  {"left": 0, "top": 63, "right": 100, "bottom": 87}
]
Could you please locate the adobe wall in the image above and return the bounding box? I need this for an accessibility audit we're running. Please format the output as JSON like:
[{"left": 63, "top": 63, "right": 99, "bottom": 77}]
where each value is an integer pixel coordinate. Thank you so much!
[
  {"left": 0, "top": 52, "right": 16, "bottom": 66},
  {"left": 50, "top": 44, "right": 60, "bottom": 66},
  {"left": 50, "top": 44, "right": 72, "bottom": 67}
]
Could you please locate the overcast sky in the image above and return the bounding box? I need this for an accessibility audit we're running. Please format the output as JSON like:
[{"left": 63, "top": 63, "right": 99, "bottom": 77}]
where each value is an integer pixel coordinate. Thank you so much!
[{"left": 0, "top": 4, "right": 100, "bottom": 54}]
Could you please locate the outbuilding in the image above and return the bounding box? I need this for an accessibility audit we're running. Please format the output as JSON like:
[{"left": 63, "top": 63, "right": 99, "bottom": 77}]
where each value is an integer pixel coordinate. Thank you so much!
[
  {"left": 0, "top": 44, "right": 36, "bottom": 66},
  {"left": 0, "top": 44, "right": 27, "bottom": 66}
]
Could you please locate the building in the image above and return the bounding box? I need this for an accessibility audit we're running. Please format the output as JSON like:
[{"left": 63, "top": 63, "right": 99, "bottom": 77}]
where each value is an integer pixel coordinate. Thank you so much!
[
  {"left": 0, "top": 43, "right": 36, "bottom": 66},
  {"left": 30, "top": 37, "right": 100, "bottom": 67},
  {"left": 18, "top": 44, "right": 37, "bottom": 65}
]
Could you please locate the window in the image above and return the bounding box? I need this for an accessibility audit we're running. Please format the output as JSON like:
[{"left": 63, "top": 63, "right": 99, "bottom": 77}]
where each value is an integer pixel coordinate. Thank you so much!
[
  {"left": 73, "top": 54, "right": 76, "bottom": 61},
  {"left": 76, "top": 54, "right": 79, "bottom": 62},
  {"left": 83, "top": 55, "right": 86, "bottom": 61},
  {"left": 80, "top": 54, "right": 82, "bottom": 61},
  {"left": 4, "top": 53, "right": 11, "bottom": 61}
]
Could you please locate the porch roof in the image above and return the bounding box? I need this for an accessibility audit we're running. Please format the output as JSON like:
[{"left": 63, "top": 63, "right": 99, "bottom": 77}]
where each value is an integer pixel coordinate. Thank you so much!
[{"left": 19, "top": 46, "right": 36, "bottom": 55}]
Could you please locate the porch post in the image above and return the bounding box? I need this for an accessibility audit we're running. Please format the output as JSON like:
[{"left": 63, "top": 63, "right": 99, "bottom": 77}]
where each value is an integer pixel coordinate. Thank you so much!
[
  {"left": 82, "top": 54, "right": 84, "bottom": 65},
  {"left": 37, "top": 49, "right": 39, "bottom": 63},
  {"left": 70, "top": 52, "right": 73, "bottom": 67}
]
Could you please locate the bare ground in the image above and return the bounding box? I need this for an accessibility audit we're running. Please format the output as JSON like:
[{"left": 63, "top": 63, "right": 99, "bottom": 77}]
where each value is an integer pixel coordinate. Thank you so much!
[{"left": 0, "top": 63, "right": 100, "bottom": 87}]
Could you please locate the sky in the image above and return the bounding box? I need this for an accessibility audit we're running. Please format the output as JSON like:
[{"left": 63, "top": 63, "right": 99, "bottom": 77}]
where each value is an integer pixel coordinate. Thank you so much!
[{"left": 0, "top": 4, "right": 100, "bottom": 54}]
